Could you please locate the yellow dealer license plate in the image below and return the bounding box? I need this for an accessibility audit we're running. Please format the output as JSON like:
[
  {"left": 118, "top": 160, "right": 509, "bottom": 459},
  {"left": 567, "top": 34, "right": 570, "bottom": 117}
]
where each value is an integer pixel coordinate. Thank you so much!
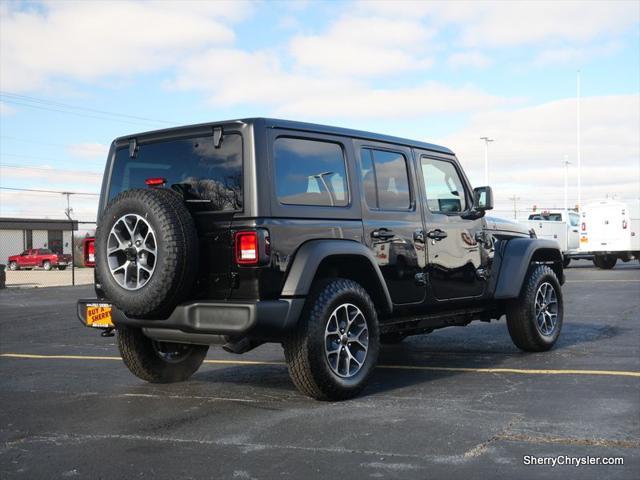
[{"left": 86, "top": 304, "right": 113, "bottom": 328}]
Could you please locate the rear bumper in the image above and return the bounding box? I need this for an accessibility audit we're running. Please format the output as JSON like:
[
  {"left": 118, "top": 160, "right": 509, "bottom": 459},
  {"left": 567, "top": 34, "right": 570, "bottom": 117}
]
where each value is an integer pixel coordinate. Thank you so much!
[{"left": 77, "top": 298, "right": 305, "bottom": 339}]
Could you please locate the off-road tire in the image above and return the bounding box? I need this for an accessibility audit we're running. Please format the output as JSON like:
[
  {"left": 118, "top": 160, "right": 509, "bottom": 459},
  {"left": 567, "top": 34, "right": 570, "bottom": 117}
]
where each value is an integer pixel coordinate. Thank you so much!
[
  {"left": 96, "top": 188, "right": 198, "bottom": 318},
  {"left": 593, "top": 255, "right": 617, "bottom": 270},
  {"left": 506, "top": 265, "right": 563, "bottom": 352},
  {"left": 117, "top": 326, "right": 208, "bottom": 383},
  {"left": 380, "top": 333, "right": 407, "bottom": 344},
  {"left": 8, "top": 261, "right": 18, "bottom": 271},
  {"left": 42, "top": 261, "right": 52, "bottom": 271},
  {"left": 284, "top": 278, "right": 380, "bottom": 401}
]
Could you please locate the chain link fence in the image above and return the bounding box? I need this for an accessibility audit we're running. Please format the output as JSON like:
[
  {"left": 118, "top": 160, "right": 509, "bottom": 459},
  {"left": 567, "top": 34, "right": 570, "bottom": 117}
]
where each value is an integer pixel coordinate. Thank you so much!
[{"left": 1, "top": 221, "right": 96, "bottom": 289}]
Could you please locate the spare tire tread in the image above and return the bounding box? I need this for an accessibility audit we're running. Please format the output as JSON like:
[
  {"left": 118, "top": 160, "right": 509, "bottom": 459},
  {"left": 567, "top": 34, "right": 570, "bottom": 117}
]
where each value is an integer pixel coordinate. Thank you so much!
[{"left": 95, "top": 188, "right": 198, "bottom": 318}]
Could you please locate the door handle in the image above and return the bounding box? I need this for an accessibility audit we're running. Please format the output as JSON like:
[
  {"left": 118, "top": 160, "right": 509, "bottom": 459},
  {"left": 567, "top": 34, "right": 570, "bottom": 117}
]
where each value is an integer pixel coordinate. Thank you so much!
[
  {"left": 427, "top": 229, "right": 448, "bottom": 241},
  {"left": 371, "top": 228, "right": 394, "bottom": 240}
]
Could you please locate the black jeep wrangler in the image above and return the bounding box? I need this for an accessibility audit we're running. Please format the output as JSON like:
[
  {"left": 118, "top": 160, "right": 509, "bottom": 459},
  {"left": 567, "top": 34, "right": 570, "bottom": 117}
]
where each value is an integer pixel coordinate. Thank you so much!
[{"left": 78, "top": 118, "right": 564, "bottom": 400}]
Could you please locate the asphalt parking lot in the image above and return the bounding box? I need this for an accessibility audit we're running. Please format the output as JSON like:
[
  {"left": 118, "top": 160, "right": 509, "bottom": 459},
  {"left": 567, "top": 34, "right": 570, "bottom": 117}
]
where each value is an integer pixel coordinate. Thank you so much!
[{"left": 1, "top": 260, "right": 638, "bottom": 479}]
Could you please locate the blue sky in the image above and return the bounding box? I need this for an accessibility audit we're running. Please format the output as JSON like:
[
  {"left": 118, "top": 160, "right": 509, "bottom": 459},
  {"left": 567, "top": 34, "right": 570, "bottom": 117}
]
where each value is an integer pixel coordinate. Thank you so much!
[{"left": 1, "top": 0, "right": 639, "bottom": 221}]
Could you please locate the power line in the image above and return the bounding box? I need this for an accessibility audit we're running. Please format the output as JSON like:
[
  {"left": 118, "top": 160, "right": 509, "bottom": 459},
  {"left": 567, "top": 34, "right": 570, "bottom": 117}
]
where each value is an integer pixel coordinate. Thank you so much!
[
  {"left": 0, "top": 91, "right": 173, "bottom": 126},
  {"left": 0, "top": 186, "right": 99, "bottom": 196},
  {"left": 0, "top": 163, "right": 102, "bottom": 176}
]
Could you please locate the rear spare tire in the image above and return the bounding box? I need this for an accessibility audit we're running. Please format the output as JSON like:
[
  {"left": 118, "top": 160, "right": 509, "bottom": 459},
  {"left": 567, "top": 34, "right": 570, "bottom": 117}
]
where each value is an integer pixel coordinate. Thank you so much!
[{"left": 95, "top": 188, "right": 198, "bottom": 318}]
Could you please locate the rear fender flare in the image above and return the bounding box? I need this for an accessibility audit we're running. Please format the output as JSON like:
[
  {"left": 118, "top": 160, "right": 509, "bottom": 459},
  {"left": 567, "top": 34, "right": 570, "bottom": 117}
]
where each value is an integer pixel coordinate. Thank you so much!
[{"left": 281, "top": 240, "right": 393, "bottom": 313}]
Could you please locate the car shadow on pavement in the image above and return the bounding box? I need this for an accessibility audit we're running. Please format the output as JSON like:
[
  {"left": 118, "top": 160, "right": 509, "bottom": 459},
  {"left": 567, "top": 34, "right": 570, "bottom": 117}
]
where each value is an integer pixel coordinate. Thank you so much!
[{"left": 185, "top": 319, "right": 629, "bottom": 400}]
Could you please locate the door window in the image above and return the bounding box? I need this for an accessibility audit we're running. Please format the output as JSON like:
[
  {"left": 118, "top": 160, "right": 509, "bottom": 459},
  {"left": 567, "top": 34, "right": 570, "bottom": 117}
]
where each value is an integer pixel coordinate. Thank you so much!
[
  {"left": 360, "top": 148, "right": 411, "bottom": 210},
  {"left": 421, "top": 157, "right": 467, "bottom": 213}
]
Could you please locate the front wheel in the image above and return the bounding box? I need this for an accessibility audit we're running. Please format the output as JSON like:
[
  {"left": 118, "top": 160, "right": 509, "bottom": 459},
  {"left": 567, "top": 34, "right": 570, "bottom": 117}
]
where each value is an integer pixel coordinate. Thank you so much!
[
  {"left": 8, "top": 261, "right": 19, "bottom": 271},
  {"left": 117, "top": 326, "right": 208, "bottom": 383},
  {"left": 284, "top": 278, "right": 380, "bottom": 401},
  {"left": 42, "top": 261, "right": 52, "bottom": 271},
  {"left": 506, "top": 265, "right": 563, "bottom": 352}
]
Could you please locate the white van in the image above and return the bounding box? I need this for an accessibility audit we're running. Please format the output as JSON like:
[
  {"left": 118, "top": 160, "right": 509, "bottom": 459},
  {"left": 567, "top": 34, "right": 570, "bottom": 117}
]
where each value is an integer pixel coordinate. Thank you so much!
[{"left": 579, "top": 199, "right": 640, "bottom": 269}]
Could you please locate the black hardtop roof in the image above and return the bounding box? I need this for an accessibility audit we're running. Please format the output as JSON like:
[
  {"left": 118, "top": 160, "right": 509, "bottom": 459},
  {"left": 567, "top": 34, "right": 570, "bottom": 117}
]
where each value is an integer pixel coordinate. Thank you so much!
[{"left": 115, "top": 117, "right": 454, "bottom": 155}]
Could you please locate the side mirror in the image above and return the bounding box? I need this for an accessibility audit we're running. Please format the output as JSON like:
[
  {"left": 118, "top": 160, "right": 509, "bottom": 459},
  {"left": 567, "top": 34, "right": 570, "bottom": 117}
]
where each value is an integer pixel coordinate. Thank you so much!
[{"left": 473, "top": 186, "right": 494, "bottom": 211}]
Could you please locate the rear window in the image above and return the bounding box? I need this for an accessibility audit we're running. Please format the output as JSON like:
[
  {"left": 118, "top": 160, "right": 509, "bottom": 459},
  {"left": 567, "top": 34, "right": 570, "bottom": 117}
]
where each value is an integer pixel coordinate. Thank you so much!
[
  {"left": 274, "top": 137, "right": 349, "bottom": 207},
  {"left": 109, "top": 133, "right": 243, "bottom": 212}
]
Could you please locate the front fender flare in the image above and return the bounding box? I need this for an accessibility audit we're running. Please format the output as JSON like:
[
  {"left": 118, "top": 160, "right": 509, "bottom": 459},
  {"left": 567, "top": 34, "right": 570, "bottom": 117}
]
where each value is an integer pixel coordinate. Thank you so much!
[
  {"left": 281, "top": 239, "right": 393, "bottom": 313},
  {"left": 494, "top": 238, "right": 563, "bottom": 299}
]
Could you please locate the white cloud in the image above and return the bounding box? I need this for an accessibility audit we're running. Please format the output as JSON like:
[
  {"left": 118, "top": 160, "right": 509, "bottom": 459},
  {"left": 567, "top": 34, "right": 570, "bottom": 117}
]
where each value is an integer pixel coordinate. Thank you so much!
[
  {"left": 290, "top": 16, "right": 435, "bottom": 77},
  {"left": 361, "top": 0, "right": 639, "bottom": 48},
  {"left": 171, "top": 48, "right": 506, "bottom": 119},
  {"left": 0, "top": 165, "right": 102, "bottom": 187},
  {"left": 447, "top": 51, "right": 492, "bottom": 69},
  {"left": 0, "top": 189, "right": 99, "bottom": 221},
  {"left": 67, "top": 143, "right": 109, "bottom": 160},
  {"left": 438, "top": 94, "right": 640, "bottom": 210},
  {"left": 531, "top": 42, "right": 620, "bottom": 67},
  {"left": 0, "top": 1, "right": 251, "bottom": 92},
  {"left": 0, "top": 102, "right": 16, "bottom": 115}
]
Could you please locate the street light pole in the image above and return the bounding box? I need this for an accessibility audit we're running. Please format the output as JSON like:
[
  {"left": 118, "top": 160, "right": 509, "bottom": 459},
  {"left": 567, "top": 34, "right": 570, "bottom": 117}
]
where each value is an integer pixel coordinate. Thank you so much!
[
  {"left": 562, "top": 155, "right": 572, "bottom": 212},
  {"left": 508, "top": 195, "right": 521, "bottom": 220},
  {"left": 480, "top": 137, "right": 494, "bottom": 185}
]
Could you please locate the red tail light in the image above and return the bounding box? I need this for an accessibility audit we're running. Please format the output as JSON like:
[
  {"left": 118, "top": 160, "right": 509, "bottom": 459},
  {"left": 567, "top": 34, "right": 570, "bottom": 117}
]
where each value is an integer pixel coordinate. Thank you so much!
[
  {"left": 581, "top": 222, "right": 586, "bottom": 231},
  {"left": 622, "top": 220, "right": 628, "bottom": 229},
  {"left": 144, "top": 177, "right": 166, "bottom": 187},
  {"left": 83, "top": 238, "right": 96, "bottom": 267},
  {"left": 235, "top": 231, "right": 259, "bottom": 265}
]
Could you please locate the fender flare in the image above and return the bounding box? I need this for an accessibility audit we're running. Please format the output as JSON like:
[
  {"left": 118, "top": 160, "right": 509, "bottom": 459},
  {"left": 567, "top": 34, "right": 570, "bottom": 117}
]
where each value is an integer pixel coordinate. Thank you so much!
[
  {"left": 281, "top": 239, "right": 393, "bottom": 313},
  {"left": 494, "top": 238, "right": 563, "bottom": 299}
]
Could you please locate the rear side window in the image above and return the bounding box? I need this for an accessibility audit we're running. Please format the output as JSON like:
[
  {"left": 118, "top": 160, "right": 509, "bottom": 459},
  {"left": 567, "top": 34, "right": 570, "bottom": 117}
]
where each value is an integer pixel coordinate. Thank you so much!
[
  {"left": 274, "top": 137, "right": 348, "bottom": 207},
  {"left": 360, "top": 148, "right": 411, "bottom": 210},
  {"left": 109, "top": 133, "right": 243, "bottom": 212}
]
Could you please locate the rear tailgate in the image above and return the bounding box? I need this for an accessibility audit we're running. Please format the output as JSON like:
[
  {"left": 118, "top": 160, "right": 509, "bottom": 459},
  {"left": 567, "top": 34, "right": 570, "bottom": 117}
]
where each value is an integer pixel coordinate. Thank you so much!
[{"left": 106, "top": 129, "right": 244, "bottom": 300}]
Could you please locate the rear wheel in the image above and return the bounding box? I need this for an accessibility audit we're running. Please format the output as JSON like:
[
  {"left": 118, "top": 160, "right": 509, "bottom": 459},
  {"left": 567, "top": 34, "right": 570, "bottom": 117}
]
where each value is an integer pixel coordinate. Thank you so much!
[
  {"left": 58, "top": 265, "right": 67, "bottom": 271},
  {"left": 8, "top": 261, "right": 18, "bottom": 271},
  {"left": 506, "top": 265, "right": 563, "bottom": 352},
  {"left": 594, "top": 255, "right": 617, "bottom": 270},
  {"left": 117, "top": 326, "right": 208, "bottom": 383},
  {"left": 284, "top": 278, "right": 379, "bottom": 401},
  {"left": 562, "top": 256, "right": 571, "bottom": 268},
  {"left": 42, "top": 261, "right": 52, "bottom": 271}
]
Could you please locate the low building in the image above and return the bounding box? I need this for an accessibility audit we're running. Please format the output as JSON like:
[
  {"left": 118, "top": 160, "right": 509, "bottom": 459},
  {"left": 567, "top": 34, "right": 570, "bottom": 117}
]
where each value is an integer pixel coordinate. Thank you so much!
[{"left": 0, "top": 218, "right": 78, "bottom": 263}]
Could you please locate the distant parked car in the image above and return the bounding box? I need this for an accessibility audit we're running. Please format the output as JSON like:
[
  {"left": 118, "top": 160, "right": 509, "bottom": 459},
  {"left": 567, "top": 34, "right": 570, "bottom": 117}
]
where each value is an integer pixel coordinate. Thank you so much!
[{"left": 7, "top": 248, "right": 72, "bottom": 271}]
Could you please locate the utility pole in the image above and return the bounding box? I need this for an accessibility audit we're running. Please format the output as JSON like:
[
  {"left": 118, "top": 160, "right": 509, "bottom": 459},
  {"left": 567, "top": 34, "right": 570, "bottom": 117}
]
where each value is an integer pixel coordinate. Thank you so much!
[
  {"left": 62, "top": 192, "right": 75, "bottom": 286},
  {"left": 562, "top": 155, "right": 572, "bottom": 212},
  {"left": 480, "top": 137, "right": 494, "bottom": 185},
  {"left": 509, "top": 195, "right": 520, "bottom": 219},
  {"left": 576, "top": 70, "right": 581, "bottom": 211}
]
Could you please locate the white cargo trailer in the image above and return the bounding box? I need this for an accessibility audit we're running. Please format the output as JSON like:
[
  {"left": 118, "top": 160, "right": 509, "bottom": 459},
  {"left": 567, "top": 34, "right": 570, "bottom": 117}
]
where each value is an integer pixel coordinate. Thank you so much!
[{"left": 578, "top": 199, "right": 640, "bottom": 269}]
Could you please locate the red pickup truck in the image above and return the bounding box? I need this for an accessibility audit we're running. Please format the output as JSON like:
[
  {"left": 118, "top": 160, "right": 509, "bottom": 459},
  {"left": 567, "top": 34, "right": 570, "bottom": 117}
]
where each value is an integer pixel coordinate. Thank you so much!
[{"left": 8, "top": 248, "right": 72, "bottom": 271}]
